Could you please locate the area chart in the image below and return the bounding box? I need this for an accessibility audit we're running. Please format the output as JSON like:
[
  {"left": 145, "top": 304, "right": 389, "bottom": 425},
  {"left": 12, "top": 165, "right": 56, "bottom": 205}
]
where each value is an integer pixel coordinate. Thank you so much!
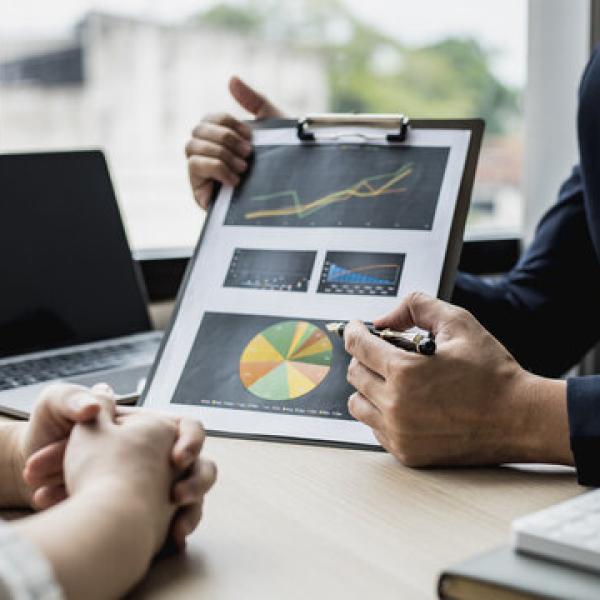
[{"left": 318, "top": 251, "right": 405, "bottom": 296}]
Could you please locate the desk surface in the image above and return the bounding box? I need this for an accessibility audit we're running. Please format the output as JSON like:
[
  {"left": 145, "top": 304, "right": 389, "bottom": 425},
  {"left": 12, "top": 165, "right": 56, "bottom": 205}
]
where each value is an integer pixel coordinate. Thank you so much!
[
  {"left": 129, "top": 435, "right": 579, "bottom": 600},
  {"left": 6, "top": 306, "right": 579, "bottom": 599}
]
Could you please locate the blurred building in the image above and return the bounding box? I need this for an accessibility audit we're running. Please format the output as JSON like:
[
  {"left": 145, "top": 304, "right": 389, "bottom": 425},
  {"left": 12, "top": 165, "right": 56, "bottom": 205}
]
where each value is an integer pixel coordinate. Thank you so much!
[
  {"left": 0, "top": 12, "right": 522, "bottom": 245},
  {"left": 470, "top": 136, "right": 523, "bottom": 234},
  {"left": 0, "top": 12, "right": 329, "bottom": 248}
]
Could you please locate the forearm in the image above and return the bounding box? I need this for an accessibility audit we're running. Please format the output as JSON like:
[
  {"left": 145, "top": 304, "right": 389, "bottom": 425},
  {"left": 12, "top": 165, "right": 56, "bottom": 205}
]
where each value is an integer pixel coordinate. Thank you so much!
[
  {"left": 14, "top": 480, "right": 163, "bottom": 599},
  {"left": 0, "top": 423, "right": 30, "bottom": 508}
]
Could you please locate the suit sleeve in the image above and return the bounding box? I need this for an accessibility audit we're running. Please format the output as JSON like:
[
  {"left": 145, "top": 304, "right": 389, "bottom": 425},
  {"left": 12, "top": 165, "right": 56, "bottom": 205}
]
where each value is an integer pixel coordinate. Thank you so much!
[
  {"left": 453, "top": 47, "right": 600, "bottom": 485},
  {"left": 452, "top": 166, "right": 600, "bottom": 378},
  {"left": 452, "top": 169, "right": 600, "bottom": 484}
]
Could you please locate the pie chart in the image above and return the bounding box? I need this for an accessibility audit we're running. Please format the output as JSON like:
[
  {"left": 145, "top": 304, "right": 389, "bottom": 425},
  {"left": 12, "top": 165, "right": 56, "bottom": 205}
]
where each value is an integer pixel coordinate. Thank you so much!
[{"left": 239, "top": 320, "right": 333, "bottom": 401}]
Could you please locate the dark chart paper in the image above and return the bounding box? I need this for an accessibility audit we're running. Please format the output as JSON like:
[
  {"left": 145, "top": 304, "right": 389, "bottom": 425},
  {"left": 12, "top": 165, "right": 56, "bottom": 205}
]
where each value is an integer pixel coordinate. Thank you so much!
[
  {"left": 224, "top": 248, "right": 316, "bottom": 292},
  {"left": 224, "top": 144, "right": 449, "bottom": 229},
  {"left": 171, "top": 312, "right": 354, "bottom": 420}
]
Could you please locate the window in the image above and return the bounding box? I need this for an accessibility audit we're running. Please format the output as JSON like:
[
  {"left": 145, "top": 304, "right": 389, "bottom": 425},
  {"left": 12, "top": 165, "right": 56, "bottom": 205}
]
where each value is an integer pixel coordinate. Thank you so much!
[{"left": 0, "top": 1, "right": 580, "bottom": 249}]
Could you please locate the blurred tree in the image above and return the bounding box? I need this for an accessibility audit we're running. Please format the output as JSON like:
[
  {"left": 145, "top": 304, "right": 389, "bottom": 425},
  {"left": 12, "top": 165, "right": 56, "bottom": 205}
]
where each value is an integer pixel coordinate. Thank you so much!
[
  {"left": 194, "top": 0, "right": 519, "bottom": 134},
  {"left": 196, "top": 3, "right": 263, "bottom": 34}
]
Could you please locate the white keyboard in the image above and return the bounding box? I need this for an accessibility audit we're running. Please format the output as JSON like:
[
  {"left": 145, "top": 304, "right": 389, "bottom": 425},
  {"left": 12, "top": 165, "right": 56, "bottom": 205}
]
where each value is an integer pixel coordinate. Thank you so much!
[{"left": 512, "top": 489, "right": 600, "bottom": 573}]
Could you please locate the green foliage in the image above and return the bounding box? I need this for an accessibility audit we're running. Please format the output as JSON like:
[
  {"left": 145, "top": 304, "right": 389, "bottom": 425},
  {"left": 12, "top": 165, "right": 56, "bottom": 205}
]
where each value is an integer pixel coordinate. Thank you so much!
[
  {"left": 193, "top": 0, "right": 520, "bottom": 134},
  {"left": 196, "top": 4, "right": 263, "bottom": 34}
]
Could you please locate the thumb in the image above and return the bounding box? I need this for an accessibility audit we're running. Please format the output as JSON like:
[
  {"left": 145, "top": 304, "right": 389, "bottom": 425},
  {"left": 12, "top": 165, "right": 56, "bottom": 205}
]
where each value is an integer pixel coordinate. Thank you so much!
[
  {"left": 373, "top": 292, "right": 456, "bottom": 336},
  {"left": 88, "top": 384, "right": 116, "bottom": 426},
  {"left": 228, "top": 76, "right": 284, "bottom": 119}
]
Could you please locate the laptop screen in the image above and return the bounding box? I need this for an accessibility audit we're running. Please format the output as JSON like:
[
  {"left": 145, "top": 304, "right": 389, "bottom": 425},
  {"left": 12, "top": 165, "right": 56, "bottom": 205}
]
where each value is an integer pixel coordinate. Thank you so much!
[{"left": 0, "top": 151, "right": 151, "bottom": 359}]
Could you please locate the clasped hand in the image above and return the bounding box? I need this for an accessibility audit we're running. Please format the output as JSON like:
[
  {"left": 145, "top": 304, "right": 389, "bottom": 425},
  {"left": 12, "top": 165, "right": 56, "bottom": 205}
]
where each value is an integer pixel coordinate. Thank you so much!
[{"left": 15, "top": 383, "right": 216, "bottom": 550}]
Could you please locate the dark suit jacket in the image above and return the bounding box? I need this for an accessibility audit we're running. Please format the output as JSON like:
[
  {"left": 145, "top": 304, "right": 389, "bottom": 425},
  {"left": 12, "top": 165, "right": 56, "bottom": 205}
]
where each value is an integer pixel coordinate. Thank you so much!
[{"left": 452, "top": 47, "right": 600, "bottom": 485}]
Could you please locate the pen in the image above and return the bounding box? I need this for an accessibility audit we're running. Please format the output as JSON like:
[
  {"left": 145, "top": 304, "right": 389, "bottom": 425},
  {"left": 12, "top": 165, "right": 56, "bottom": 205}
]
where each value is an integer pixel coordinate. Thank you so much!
[{"left": 326, "top": 321, "right": 436, "bottom": 356}]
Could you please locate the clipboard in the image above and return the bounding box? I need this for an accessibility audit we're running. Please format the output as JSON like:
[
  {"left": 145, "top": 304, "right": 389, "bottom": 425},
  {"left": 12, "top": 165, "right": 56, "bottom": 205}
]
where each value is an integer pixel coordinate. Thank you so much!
[{"left": 138, "top": 115, "right": 484, "bottom": 449}]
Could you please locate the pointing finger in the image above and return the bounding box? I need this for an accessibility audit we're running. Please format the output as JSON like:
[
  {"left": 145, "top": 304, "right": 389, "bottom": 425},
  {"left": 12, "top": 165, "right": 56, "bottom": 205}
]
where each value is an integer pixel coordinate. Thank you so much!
[
  {"left": 344, "top": 320, "right": 411, "bottom": 378},
  {"left": 228, "top": 76, "right": 284, "bottom": 119}
]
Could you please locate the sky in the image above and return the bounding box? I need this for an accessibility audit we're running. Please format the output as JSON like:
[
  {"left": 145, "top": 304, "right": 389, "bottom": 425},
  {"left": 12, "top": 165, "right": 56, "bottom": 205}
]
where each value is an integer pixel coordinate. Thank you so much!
[{"left": 0, "top": 0, "right": 527, "bottom": 86}]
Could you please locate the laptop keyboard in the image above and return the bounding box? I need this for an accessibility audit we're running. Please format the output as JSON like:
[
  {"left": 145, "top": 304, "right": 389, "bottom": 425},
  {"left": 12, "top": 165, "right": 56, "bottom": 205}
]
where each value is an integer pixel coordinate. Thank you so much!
[{"left": 0, "top": 339, "right": 160, "bottom": 391}]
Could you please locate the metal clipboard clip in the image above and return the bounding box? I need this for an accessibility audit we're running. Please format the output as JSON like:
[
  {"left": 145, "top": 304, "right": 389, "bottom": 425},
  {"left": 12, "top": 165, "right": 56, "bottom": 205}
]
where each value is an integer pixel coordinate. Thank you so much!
[{"left": 296, "top": 113, "right": 410, "bottom": 143}]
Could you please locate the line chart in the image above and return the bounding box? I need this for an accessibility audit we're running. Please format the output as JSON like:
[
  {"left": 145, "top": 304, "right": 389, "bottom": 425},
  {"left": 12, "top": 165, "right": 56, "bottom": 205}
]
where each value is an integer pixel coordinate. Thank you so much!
[
  {"left": 224, "top": 144, "right": 449, "bottom": 229},
  {"left": 244, "top": 164, "right": 413, "bottom": 221}
]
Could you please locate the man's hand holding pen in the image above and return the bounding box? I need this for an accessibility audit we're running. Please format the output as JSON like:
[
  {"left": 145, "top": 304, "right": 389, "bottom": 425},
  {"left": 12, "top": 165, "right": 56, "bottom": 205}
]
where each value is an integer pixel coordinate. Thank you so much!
[{"left": 343, "top": 292, "right": 572, "bottom": 467}]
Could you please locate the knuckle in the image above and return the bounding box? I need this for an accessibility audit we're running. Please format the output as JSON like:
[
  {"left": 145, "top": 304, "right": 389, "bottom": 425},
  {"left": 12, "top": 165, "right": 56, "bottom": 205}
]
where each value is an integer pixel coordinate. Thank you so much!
[
  {"left": 381, "top": 394, "right": 401, "bottom": 420},
  {"left": 188, "top": 154, "right": 204, "bottom": 170},
  {"left": 406, "top": 290, "right": 425, "bottom": 303},
  {"left": 346, "top": 358, "right": 359, "bottom": 379},
  {"left": 449, "top": 305, "right": 473, "bottom": 328},
  {"left": 344, "top": 330, "right": 358, "bottom": 354},
  {"left": 167, "top": 419, "right": 179, "bottom": 436},
  {"left": 216, "top": 145, "right": 230, "bottom": 161},
  {"left": 222, "top": 130, "right": 237, "bottom": 146},
  {"left": 215, "top": 112, "right": 232, "bottom": 126},
  {"left": 206, "top": 460, "right": 218, "bottom": 485},
  {"left": 216, "top": 162, "right": 229, "bottom": 179},
  {"left": 347, "top": 392, "right": 357, "bottom": 412},
  {"left": 191, "top": 122, "right": 205, "bottom": 138},
  {"left": 184, "top": 139, "right": 195, "bottom": 157},
  {"left": 193, "top": 419, "right": 206, "bottom": 439},
  {"left": 205, "top": 157, "right": 221, "bottom": 173},
  {"left": 347, "top": 392, "right": 360, "bottom": 412},
  {"left": 203, "top": 112, "right": 218, "bottom": 123},
  {"left": 184, "top": 475, "right": 201, "bottom": 496},
  {"left": 384, "top": 354, "right": 405, "bottom": 381},
  {"left": 452, "top": 305, "right": 470, "bottom": 319}
]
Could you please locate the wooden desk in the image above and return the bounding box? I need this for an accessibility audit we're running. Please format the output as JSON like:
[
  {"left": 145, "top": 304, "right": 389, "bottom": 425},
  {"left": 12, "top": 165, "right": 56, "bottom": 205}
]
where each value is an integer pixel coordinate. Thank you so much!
[
  {"left": 129, "top": 437, "right": 579, "bottom": 600},
  {"left": 5, "top": 304, "right": 579, "bottom": 598}
]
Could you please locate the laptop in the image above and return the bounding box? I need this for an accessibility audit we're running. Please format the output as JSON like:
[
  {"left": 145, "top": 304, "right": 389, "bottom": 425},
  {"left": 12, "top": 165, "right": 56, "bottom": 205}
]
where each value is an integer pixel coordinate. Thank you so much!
[{"left": 0, "top": 150, "right": 162, "bottom": 418}]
